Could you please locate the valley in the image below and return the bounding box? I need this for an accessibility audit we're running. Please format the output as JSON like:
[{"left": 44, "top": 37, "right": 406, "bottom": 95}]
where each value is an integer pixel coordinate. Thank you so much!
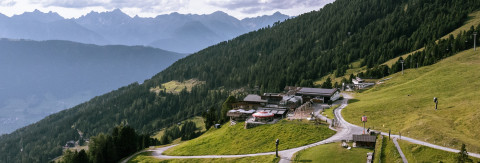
[{"left": 0, "top": 39, "right": 185, "bottom": 135}]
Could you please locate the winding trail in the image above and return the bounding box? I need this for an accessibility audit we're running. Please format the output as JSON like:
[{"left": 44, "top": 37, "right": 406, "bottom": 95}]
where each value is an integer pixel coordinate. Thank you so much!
[
  {"left": 137, "top": 93, "right": 480, "bottom": 162},
  {"left": 149, "top": 96, "right": 362, "bottom": 163}
]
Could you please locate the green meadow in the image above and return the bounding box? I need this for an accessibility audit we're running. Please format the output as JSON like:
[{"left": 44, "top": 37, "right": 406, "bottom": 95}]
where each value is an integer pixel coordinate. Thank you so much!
[
  {"left": 293, "top": 142, "right": 373, "bottom": 163},
  {"left": 127, "top": 152, "right": 278, "bottom": 163},
  {"left": 398, "top": 139, "right": 480, "bottom": 162},
  {"left": 343, "top": 49, "right": 480, "bottom": 153},
  {"left": 163, "top": 120, "right": 335, "bottom": 156}
]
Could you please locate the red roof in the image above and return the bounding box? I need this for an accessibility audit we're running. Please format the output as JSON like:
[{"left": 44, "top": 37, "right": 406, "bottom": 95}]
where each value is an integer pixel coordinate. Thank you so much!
[{"left": 252, "top": 111, "right": 274, "bottom": 118}]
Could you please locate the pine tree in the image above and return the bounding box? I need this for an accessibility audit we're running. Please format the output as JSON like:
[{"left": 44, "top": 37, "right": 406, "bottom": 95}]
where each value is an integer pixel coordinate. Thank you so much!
[
  {"left": 221, "top": 96, "right": 237, "bottom": 123},
  {"left": 203, "top": 107, "right": 217, "bottom": 130},
  {"left": 321, "top": 77, "right": 333, "bottom": 89}
]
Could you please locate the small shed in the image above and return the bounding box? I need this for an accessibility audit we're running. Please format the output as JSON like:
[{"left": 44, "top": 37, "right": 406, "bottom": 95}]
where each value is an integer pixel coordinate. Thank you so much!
[
  {"left": 65, "top": 140, "right": 75, "bottom": 148},
  {"left": 352, "top": 135, "right": 376, "bottom": 148}
]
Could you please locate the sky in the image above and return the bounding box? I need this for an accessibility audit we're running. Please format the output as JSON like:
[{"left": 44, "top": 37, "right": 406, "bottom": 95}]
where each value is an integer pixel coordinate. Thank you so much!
[{"left": 0, "top": 0, "right": 335, "bottom": 19}]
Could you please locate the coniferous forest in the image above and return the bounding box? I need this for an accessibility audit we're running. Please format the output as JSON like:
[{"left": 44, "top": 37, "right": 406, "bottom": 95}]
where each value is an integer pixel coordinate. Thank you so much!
[
  {"left": 1, "top": 0, "right": 480, "bottom": 162},
  {"left": 359, "top": 25, "right": 480, "bottom": 79},
  {"left": 59, "top": 125, "right": 159, "bottom": 163}
]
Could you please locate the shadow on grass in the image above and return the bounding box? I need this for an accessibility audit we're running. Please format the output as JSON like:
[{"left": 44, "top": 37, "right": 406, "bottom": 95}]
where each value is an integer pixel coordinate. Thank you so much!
[
  {"left": 356, "top": 89, "right": 369, "bottom": 93},
  {"left": 347, "top": 99, "right": 360, "bottom": 104},
  {"left": 294, "top": 160, "right": 313, "bottom": 162}
]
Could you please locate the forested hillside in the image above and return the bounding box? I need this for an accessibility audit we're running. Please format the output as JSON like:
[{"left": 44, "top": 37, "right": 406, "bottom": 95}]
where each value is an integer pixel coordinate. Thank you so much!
[
  {"left": 153, "top": 0, "right": 479, "bottom": 91},
  {"left": 1, "top": 0, "right": 479, "bottom": 162}
]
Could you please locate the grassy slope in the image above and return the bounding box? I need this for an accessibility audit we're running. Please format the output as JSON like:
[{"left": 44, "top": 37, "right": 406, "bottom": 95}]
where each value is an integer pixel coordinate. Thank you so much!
[
  {"left": 150, "top": 79, "right": 205, "bottom": 94},
  {"left": 293, "top": 142, "right": 373, "bottom": 163},
  {"left": 379, "top": 137, "right": 402, "bottom": 163},
  {"left": 373, "top": 135, "right": 383, "bottom": 163},
  {"left": 382, "top": 48, "right": 425, "bottom": 67},
  {"left": 164, "top": 120, "right": 335, "bottom": 156},
  {"left": 152, "top": 116, "right": 205, "bottom": 140},
  {"left": 314, "top": 59, "right": 366, "bottom": 85},
  {"left": 127, "top": 152, "right": 279, "bottom": 163},
  {"left": 343, "top": 49, "right": 480, "bottom": 153},
  {"left": 440, "top": 10, "right": 480, "bottom": 40},
  {"left": 321, "top": 104, "right": 339, "bottom": 119},
  {"left": 398, "top": 139, "right": 480, "bottom": 163}
]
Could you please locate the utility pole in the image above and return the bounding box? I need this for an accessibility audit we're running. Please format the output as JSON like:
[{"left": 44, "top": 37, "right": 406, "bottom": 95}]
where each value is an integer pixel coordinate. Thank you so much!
[
  {"left": 275, "top": 139, "right": 279, "bottom": 158},
  {"left": 474, "top": 32, "right": 477, "bottom": 51},
  {"left": 400, "top": 60, "right": 404, "bottom": 75},
  {"left": 389, "top": 129, "right": 391, "bottom": 140}
]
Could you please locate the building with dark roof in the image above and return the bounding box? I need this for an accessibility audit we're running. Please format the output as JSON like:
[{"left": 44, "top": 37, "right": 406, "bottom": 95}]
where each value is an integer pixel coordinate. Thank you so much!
[
  {"left": 232, "top": 94, "right": 268, "bottom": 110},
  {"left": 353, "top": 134, "right": 377, "bottom": 148},
  {"left": 285, "top": 86, "right": 340, "bottom": 103},
  {"left": 243, "top": 94, "right": 267, "bottom": 103}
]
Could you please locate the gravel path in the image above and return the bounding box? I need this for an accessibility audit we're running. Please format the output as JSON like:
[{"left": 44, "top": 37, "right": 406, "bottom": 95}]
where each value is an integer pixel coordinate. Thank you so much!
[{"left": 149, "top": 96, "right": 362, "bottom": 163}]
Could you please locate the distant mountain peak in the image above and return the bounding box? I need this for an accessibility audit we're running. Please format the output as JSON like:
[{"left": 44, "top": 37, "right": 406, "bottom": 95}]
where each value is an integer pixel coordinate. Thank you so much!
[
  {"left": 81, "top": 8, "right": 130, "bottom": 18},
  {"left": 107, "top": 8, "right": 130, "bottom": 18},
  {"left": 13, "top": 9, "right": 64, "bottom": 22},
  {"left": 77, "top": 8, "right": 131, "bottom": 26},
  {"left": 111, "top": 8, "right": 123, "bottom": 14},
  {"left": 169, "top": 12, "right": 180, "bottom": 15},
  {"left": 212, "top": 11, "right": 228, "bottom": 16},
  {"left": 25, "top": 9, "right": 60, "bottom": 16},
  {"left": 273, "top": 11, "right": 283, "bottom": 16}
]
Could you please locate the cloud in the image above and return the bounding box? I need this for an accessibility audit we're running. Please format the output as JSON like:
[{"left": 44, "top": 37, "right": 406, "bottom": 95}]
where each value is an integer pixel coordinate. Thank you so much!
[
  {"left": 29, "top": 0, "right": 190, "bottom": 12},
  {"left": 207, "top": 0, "right": 332, "bottom": 13},
  {"left": 0, "top": 0, "right": 16, "bottom": 6}
]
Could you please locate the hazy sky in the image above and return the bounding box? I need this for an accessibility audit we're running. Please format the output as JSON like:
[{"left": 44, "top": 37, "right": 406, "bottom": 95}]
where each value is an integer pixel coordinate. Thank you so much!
[{"left": 0, "top": 0, "right": 335, "bottom": 19}]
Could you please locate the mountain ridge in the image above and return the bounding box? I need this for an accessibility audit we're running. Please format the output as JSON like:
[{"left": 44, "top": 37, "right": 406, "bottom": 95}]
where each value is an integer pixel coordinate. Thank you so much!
[{"left": 0, "top": 9, "right": 290, "bottom": 53}]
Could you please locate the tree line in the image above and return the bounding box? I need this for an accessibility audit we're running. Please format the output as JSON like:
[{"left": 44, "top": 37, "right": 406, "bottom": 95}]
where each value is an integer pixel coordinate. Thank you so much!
[
  {"left": 359, "top": 25, "right": 480, "bottom": 79},
  {"left": 159, "top": 121, "right": 201, "bottom": 145},
  {"left": 58, "top": 124, "right": 159, "bottom": 163}
]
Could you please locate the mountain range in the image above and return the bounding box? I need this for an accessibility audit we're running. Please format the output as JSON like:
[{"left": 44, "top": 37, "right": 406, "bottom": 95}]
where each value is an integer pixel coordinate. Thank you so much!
[
  {"left": 0, "top": 39, "right": 185, "bottom": 134},
  {"left": 0, "top": 9, "right": 289, "bottom": 53}
]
